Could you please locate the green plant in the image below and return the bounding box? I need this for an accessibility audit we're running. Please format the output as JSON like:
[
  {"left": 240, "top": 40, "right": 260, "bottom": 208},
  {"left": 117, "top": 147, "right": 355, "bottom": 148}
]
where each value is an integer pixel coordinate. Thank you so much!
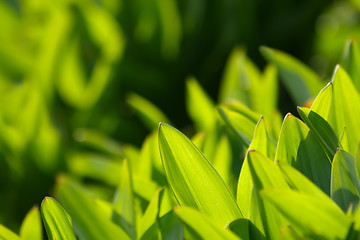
[{"left": 1, "top": 38, "right": 360, "bottom": 239}]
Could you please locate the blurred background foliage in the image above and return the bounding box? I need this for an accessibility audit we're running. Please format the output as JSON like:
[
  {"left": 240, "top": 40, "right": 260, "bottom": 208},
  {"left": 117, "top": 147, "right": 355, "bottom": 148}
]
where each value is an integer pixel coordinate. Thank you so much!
[{"left": 1, "top": 0, "right": 360, "bottom": 232}]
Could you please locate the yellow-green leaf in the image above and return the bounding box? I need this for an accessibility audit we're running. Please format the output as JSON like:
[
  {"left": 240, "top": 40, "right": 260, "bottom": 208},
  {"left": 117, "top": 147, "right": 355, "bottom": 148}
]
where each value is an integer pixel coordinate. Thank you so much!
[
  {"left": 331, "top": 149, "right": 360, "bottom": 212},
  {"left": 41, "top": 197, "right": 76, "bottom": 240},
  {"left": 175, "top": 206, "right": 243, "bottom": 240},
  {"left": 20, "top": 207, "right": 42, "bottom": 240},
  {"left": 158, "top": 123, "right": 242, "bottom": 227},
  {"left": 275, "top": 114, "right": 331, "bottom": 194}
]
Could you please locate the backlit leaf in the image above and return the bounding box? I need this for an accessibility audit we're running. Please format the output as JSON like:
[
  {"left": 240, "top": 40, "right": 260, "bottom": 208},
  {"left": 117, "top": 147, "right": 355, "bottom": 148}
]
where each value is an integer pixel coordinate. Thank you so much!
[
  {"left": 158, "top": 123, "right": 242, "bottom": 227},
  {"left": 331, "top": 149, "right": 360, "bottom": 212},
  {"left": 175, "top": 206, "right": 243, "bottom": 240},
  {"left": 275, "top": 114, "right": 331, "bottom": 194},
  {"left": 247, "top": 150, "right": 289, "bottom": 240},
  {"left": 20, "top": 207, "right": 42, "bottom": 240},
  {"left": 56, "top": 176, "right": 131, "bottom": 240},
  {"left": 261, "top": 189, "right": 351, "bottom": 239},
  {"left": 41, "top": 197, "right": 76, "bottom": 240}
]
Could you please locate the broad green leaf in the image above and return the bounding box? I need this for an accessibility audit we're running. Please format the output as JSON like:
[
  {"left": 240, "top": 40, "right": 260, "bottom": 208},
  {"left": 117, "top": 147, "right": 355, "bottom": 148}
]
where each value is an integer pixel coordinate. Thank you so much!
[
  {"left": 237, "top": 117, "right": 274, "bottom": 237},
  {"left": 261, "top": 189, "right": 352, "bottom": 239},
  {"left": 20, "top": 207, "right": 42, "bottom": 240},
  {"left": 331, "top": 149, "right": 360, "bottom": 212},
  {"left": 0, "top": 225, "right": 20, "bottom": 240},
  {"left": 341, "top": 39, "right": 360, "bottom": 92},
  {"left": 112, "top": 159, "right": 136, "bottom": 239},
  {"left": 311, "top": 66, "right": 360, "bottom": 154},
  {"left": 218, "top": 102, "right": 260, "bottom": 147},
  {"left": 41, "top": 197, "right": 76, "bottom": 240},
  {"left": 127, "top": 93, "right": 170, "bottom": 131},
  {"left": 275, "top": 114, "right": 331, "bottom": 194},
  {"left": 174, "top": 206, "right": 242, "bottom": 240},
  {"left": 138, "top": 188, "right": 164, "bottom": 240},
  {"left": 247, "top": 150, "right": 289, "bottom": 240},
  {"left": 186, "top": 77, "right": 216, "bottom": 131},
  {"left": 56, "top": 176, "right": 131, "bottom": 240},
  {"left": 158, "top": 123, "right": 242, "bottom": 227},
  {"left": 261, "top": 46, "right": 323, "bottom": 106},
  {"left": 297, "top": 106, "right": 339, "bottom": 158}
]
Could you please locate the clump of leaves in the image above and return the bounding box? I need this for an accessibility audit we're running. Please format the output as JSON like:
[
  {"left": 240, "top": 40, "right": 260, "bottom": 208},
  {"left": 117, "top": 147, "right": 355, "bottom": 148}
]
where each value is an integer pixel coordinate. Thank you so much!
[{"left": 2, "top": 39, "right": 360, "bottom": 240}]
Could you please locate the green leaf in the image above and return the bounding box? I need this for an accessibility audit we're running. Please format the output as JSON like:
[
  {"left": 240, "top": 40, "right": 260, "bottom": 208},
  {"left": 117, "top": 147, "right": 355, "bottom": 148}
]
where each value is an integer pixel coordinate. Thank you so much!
[
  {"left": 174, "top": 206, "right": 242, "bottom": 240},
  {"left": 275, "top": 113, "right": 331, "bottom": 194},
  {"left": 237, "top": 117, "right": 274, "bottom": 237},
  {"left": 138, "top": 188, "right": 163, "bottom": 240},
  {"left": 297, "top": 106, "right": 339, "bottom": 159},
  {"left": 136, "top": 131, "right": 166, "bottom": 186},
  {"left": 251, "top": 64, "right": 278, "bottom": 117},
  {"left": 247, "top": 150, "right": 289, "bottom": 240},
  {"left": 341, "top": 39, "right": 360, "bottom": 92},
  {"left": 67, "top": 153, "right": 122, "bottom": 186},
  {"left": 0, "top": 225, "right": 20, "bottom": 240},
  {"left": 277, "top": 162, "right": 330, "bottom": 200},
  {"left": 311, "top": 66, "right": 360, "bottom": 154},
  {"left": 186, "top": 77, "right": 216, "bottom": 131},
  {"left": 20, "top": 207, "right": 42, "bottom": 240},
  {"left": 41, "top": 197, "right": 76, "bottom": 240},
  {"left": 218, "top": 102, "right": 260, "bottom": 147},
  {"left": 218, "top": 47, "right": 260, "bottom": 106},
  {"left": 261, "top": 46, "right": 323, "bottom": 106},
  {"left": 158, "top": 123, "right": 242, "bottom": 227},
  {"left": 56, "top": 176, "right": 131, "bottom": 240},
  {"left": 331, "top": 149, "right": 360, "bottom": 212},
  {"left": 213, "top": 134, "right": 236, "bottom": 195},
  {"left": 261, "top": 189, "right": 352, "bottom": 239},
  {"left": 127, "top": 93, "right": 170, "bottom": 131},
  {"left": 112, "top": 159, "right": 136, "bottom": 239}
]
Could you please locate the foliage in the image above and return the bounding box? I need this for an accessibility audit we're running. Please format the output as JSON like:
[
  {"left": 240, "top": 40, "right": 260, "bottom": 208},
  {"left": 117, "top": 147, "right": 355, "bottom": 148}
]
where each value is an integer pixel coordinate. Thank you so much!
[{"left": 2, "top": 0, "right": 360, "bottom": 239}]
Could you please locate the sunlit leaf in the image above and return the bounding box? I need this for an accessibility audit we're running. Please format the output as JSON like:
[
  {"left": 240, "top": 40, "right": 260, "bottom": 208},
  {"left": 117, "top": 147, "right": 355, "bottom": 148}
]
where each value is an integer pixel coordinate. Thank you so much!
[
  {"left": 311, "top": 66, "right": 360, "bottom": 154},
  {"left": 237, "top": 117, "right": 274, "bottom": 238},
  {"left": 20, "top": 207, "right": 42, "bottom": 240},
  {"left": 174, "top": 206, "right": 243, "bottom": 240},
  {"left": 275, "top": 113, "right": 331, "bottom": 194},
  {"left": 41, "top": 197, "right": 76, "bottom": 240},
  {"left": 218, "top": 102, "right": 260, "bottom": 147},
  {"left": 56, "top": 176, "right": 131, "bottom": 240},
  {"left": 331, "top": 149, "right": 360, "bottom": 212},
  {"left": 297, "top": 106, "right": 339, "bottom": 159},
  {"left": 261, "top": 189, "right": 352, "bottom": 239},
  {"left": 112, "top": 159, "right": 136, "bottom": 239},
  {"left": 158, "top": 123, "right": 242, "bottom": 227},
  {"left": 0, "top": 225, "right": 21, "bottom": 240},
  {"left": 247, "top": 150, "right": 289, "bottom": 240}
]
